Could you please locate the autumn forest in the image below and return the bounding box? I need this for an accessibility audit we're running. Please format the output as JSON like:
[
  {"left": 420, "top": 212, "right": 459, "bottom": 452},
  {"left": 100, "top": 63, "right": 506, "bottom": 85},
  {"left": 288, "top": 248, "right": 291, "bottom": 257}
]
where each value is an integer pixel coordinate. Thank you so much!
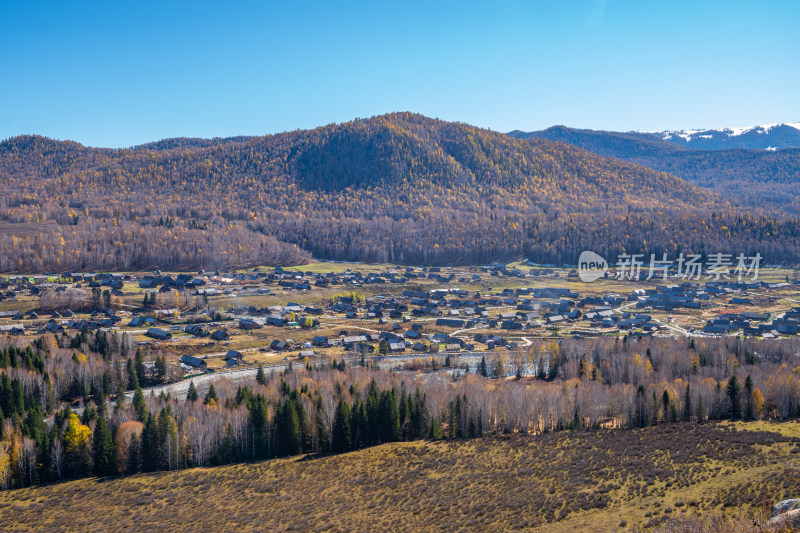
[{"left": 3, "top": 112, "right": 800, "bottom": 272}]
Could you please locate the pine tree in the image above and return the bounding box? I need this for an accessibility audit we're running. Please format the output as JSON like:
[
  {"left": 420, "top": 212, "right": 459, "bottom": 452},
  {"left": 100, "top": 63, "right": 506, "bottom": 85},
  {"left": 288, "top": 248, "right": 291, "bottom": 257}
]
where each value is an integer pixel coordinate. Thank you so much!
[
  {"left": 350, "top": 397, "right": 367, "bottom": 449},
  {"left": 249, "top": 395, "right": 269, "bottom": 458},
  {"left": 294, "top": 399, "right": 311, "bottom": 453},
  {"left": 429, "top": 416, "right": 441, "bottom": 440},
  {"left": 399, "top": 388, "right": 410, "bottom": 439},
  {"left": 365, "top": 380, "right": 380, "bottom": 445},
  {"left": 385, "top": 389, "right": 400, "bottom": 442},
  {"left": 256, "top": 365, "right": 266, "bottom": 385},
  {"left": 93, "top": 416, "right": 115, "bottom": 476},
  {"left": 154, "top": 356, "right": 166, "bottom": 383},
  {"left": 157, "top": 409, "right": 177, "bottom": 470},
  {"left": 635, "top": 385, "right": 648, "bottom": 428},
  {"left": 133, "top": 385, "right": 147, "bottom": 422},
  {"left": 186, "top": 381, "right": 198, "bottom": 402},
  {"left": 102, "top": 372, "right": 112, "bottom": 396},
  {"left": 92, "top": 287, "right": 101, "bottom": 311},
  {"left": 126, "top": 358, "right": 138, "bottom": 390},
  {"left": 478, "top": 355, "right": 488, "bottom": 377},
  {"left": 682, "top": 384, "right": 692, "bottom": 422},
  {"left": 743, "top": 375, "right": 755, "bottom": 420},
  {"left": 204, "top": 384, "right": 218, "bottom": 406},
  {"left": 726, "top": 375, "right": 741, "bottom": 420},
  {"left": 494, "top": 356, "right": 505, "bottom": 378},
  {"left": 332, "top": 400, "right": 352, "bottom": 453},
  {"left": 140, "top": 414, "right": 160, "bottom": 472},
  {"left": 135, "top": 348, "right": 147, "bottom": 387},
  {"left": 126, "top": 434, "right": 141, "bottom": 474},
  {"left": 276, "top": 401, "right": 301, "bottom": 457},
  {"left": 11, "top": 377, "right": 24, "bottom": 415}
]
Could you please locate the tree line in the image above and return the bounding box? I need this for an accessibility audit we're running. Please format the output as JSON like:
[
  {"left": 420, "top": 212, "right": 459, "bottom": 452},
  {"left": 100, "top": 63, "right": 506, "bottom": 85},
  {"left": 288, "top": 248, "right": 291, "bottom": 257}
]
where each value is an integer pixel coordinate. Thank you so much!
[{"left": 0, "top": 331, "right": 800, "bottom": 489}]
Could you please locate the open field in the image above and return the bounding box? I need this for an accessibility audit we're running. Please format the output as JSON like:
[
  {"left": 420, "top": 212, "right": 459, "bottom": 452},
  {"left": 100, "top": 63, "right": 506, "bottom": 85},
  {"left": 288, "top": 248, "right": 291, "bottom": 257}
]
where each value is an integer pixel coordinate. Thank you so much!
[{"left": 0, "top": 422, "right": 798, "bottom": 532}]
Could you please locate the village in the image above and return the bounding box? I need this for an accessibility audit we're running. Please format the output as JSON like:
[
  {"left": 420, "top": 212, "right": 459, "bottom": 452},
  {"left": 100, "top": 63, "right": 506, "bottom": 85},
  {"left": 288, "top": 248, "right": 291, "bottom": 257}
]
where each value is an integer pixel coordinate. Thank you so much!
[{"left": 1, "top": 261, "right": 800, "bottom": 379}]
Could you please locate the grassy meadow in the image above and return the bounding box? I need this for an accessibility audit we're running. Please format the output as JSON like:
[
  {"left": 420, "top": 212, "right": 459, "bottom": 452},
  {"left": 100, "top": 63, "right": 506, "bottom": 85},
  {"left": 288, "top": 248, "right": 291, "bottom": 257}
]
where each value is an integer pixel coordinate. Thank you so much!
[{"left": 1, "top": 422, "right": 798, "bottom": 532}]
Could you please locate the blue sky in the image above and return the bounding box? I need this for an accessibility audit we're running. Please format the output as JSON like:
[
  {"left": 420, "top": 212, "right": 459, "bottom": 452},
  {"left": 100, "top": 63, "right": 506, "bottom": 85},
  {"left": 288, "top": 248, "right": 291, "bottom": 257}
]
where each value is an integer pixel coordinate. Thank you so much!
[{"left": 1, "top": 0, "right": 798, "bottom": 147}]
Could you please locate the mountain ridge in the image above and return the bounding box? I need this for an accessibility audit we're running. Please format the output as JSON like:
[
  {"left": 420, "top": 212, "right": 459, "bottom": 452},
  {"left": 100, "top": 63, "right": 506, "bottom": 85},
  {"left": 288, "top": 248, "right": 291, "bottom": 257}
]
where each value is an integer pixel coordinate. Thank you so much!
[{"left": 2, "top": 112, "right": 799, "bottom": 271}]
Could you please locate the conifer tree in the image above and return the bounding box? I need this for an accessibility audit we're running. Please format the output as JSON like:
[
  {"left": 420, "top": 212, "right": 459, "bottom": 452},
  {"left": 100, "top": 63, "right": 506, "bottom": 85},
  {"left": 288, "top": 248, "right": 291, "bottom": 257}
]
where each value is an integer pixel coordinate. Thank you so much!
[
  {"left": 249, "top": 395, "right": 269, "bottom": 458},
  {"left": 154, "top": 356, "right": 166, "bottom": 383},
  {"left": 743, "top": 375, "right": 755, "bottom": 420},
  {"left": 204, "top": 384, "right": 218, "bottom": 406},
  {"left": 133, "top": 385, "right": 147, "bottom": 422},
  {"left": 93, "top": 416, "right": 115, "bottom": 476},
  {"left": 276, "top": 401, "right": 301, "bottom": 456},
  {"left": 726, "top": 375, "right": 741, "bottom": 419},
  {"left": 332, "top": 400, "right": 352, "bottom": 453},
  {"left": 126, "top": 359, "right": 138, "bottom": 390},
  {"left": 140, "top": 414, "right": 160, "bottom": 471},
  {"left": 479, "top": 356, "right": 488, "bottom": 377},
  {"left": 186, "top": 381, "right": 198, "bottom": 402},
  {"left": 134, "top": 348, "right": 147, "bottom": 387},
  {"left": 682, "top": 384, "right": 692, "bottom": 422},
  {"left": 126, "top": 433, "right": 141, "bottom": 474}
]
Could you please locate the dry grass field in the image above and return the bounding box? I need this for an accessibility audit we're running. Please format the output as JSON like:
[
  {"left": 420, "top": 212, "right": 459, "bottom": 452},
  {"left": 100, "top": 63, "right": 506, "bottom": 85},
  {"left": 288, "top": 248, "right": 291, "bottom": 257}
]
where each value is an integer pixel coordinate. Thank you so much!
[{"left": 1, "top": 422, "right": 798, "bottom": 532}]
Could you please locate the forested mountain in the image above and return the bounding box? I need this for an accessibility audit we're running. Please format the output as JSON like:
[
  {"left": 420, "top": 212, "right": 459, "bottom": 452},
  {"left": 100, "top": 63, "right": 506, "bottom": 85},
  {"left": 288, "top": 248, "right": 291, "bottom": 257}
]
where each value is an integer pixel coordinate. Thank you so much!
[
  {"left": 512, "top": 126, "right": 800, "bottom": 214},
  {"left": 2, "top": 113, "right": 800, "bottom": 272}
]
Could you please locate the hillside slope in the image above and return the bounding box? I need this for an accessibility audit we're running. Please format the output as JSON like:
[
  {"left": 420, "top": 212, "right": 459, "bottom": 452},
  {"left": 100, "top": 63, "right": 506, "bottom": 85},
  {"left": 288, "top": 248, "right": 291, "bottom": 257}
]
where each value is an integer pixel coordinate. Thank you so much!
[
  {"left": 2, "top": 113, "right": 799, "bottom": 271},
  {"left": 0, "top": 424, "right": 797, "bottom": 532}
]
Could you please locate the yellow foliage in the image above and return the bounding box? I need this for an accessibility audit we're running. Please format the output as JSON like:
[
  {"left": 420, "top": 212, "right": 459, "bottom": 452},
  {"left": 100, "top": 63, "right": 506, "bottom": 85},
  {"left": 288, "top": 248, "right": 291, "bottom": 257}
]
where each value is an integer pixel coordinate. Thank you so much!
[
  {"left": 63, "top": 413, "right": 91, "bottom": 453},
  {"left": 753, "top": 388, "right": 765, "bottom": 416}
]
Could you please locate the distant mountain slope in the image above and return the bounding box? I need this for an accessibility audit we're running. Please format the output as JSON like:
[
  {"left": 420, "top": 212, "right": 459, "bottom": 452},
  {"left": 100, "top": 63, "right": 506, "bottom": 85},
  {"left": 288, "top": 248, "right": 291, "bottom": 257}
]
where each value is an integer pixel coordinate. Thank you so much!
[
  {"left": 508, "top": 126, "right": 687, "bottom": 159},
  {"left": 510, "top": 122, "right": 800, "bottom": 152},
  {"left": 511, "top": 126, "right": 800, "bottom": 214},
  {"left": 2, "top": 113, "right": 799, "bottom": 271},
  {"left": 646, "top": 123, "right": 800, "bottom": 151}
]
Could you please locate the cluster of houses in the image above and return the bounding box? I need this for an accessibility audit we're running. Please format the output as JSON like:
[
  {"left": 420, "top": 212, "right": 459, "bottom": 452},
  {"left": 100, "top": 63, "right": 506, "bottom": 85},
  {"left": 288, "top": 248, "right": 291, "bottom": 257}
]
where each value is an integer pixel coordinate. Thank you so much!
[
  {"left": 4, "top": 267, "right": 800, "bottom": 349},
  {"left": 332, "top": 329, "right": 469, "bottom": 355},
  {"left": 139, "top": 273, "right": 206, "bottom": 291},
  {"left": 631, "top": 280, "right": 799, "bottom": 312},
  {"left": 702, "top": 308, "right": 800, "bottom": 337}
]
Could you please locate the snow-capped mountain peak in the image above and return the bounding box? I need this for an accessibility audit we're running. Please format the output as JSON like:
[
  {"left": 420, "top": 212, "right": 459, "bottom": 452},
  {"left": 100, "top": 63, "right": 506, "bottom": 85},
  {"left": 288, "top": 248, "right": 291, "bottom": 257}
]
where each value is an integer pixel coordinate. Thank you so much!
[{"left": 638, "top": 122, "right": 800, "bottom": 150}]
